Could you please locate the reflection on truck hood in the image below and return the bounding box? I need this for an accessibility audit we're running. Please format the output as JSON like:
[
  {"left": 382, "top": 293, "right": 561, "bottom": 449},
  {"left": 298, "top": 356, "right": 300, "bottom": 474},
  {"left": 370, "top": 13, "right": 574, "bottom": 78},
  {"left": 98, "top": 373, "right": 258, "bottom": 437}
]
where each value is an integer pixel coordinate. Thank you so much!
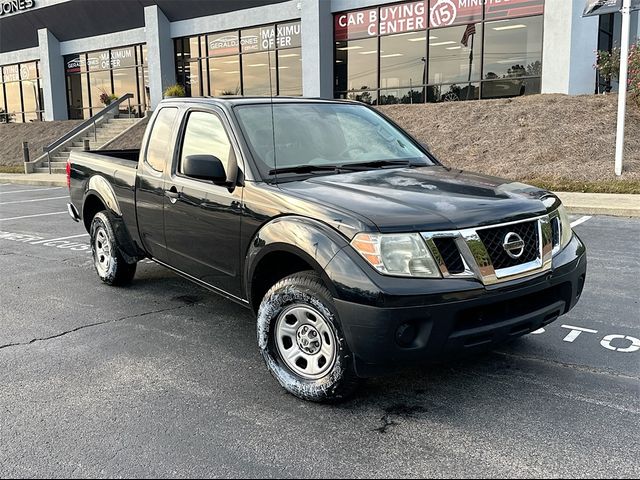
[{"left": 279, "top": 166, "right": 552, "bottom": 232}]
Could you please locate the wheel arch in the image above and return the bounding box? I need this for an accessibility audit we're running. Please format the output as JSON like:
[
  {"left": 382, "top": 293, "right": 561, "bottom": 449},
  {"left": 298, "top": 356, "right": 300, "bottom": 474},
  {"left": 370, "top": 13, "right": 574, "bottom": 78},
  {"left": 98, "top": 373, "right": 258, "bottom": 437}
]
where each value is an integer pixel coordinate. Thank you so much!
[
  {"left": 245, "top": 216, "right": 350, "bottom": 313},
  {"left": 81, "top": 175, "right": 122, "bottom": 231}
]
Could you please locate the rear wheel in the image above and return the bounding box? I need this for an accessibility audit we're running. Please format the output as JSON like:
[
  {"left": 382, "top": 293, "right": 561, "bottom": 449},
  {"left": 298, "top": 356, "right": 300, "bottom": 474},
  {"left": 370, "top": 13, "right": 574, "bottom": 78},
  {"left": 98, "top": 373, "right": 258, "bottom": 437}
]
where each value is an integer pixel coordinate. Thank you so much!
[
  {"left": 90, "top": 211, "right": 137, "bottom": 286},
  {"left": 257, "top": 271, "right": 359, "bottom": 402}
]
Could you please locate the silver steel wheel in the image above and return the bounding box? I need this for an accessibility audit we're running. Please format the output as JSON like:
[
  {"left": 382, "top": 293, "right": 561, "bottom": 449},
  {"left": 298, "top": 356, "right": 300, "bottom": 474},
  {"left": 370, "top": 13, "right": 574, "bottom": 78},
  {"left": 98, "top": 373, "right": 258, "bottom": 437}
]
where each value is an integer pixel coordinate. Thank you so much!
[
  {"left": 275, "top": 304, "right": 337, "bottom": 380},
  {"left": 94, "top": 226, "right": 112, "bottom": 276}
]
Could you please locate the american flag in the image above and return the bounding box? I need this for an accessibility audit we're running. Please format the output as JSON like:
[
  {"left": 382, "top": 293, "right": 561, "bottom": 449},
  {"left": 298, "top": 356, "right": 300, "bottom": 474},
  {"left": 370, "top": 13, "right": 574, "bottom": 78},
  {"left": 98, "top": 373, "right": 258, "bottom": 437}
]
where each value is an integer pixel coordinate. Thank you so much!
[{"left": 461, "top": 23, "right": 476, "bottom": 47}]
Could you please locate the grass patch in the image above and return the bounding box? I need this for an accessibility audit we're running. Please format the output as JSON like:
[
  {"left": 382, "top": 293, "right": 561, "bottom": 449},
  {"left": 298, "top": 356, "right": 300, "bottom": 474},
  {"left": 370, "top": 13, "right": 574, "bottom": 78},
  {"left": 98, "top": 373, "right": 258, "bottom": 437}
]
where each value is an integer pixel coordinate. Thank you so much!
[
  {"left": 525, "top": 178, "right": 640, "bottom": 194},
  {"left": 0, "top": 165, "right": 25, "bottom": 174}
]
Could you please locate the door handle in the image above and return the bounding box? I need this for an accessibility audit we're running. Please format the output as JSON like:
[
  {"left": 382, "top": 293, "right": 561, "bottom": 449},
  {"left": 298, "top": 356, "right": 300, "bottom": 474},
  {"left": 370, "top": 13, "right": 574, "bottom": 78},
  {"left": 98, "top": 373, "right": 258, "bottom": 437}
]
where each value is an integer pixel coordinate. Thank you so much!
[{"left": 165, "top": 186, "right": 180, "bottom": 203}]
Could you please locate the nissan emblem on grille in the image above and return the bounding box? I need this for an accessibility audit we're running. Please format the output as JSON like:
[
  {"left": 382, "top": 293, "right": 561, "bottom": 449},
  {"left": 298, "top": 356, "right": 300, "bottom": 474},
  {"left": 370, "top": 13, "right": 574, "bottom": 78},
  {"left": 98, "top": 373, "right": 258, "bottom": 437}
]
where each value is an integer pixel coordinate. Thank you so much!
[{"left": 502, "top": 232, "right": 525, "bottom": 259}]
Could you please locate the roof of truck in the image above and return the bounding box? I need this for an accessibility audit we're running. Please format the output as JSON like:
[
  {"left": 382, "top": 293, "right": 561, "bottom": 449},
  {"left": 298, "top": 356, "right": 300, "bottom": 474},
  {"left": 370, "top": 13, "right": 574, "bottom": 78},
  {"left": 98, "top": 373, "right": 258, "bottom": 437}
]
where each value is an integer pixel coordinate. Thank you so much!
[{"left": 159, "top": 96, "right": 353, "bottom": 107}]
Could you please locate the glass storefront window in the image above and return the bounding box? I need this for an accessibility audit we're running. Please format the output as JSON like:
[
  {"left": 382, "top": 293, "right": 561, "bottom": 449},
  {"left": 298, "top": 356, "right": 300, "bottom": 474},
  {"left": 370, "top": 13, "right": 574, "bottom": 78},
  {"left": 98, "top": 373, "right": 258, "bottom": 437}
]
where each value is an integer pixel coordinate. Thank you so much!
[
  {"left": 89, "top": 70, "right": 111, "bottom": 108},
  {"left": 188, "top": 61, "right": 201, "bottom": 97},
  {"left": 428, "top": 24, "right": 482, "bottom": 85},
  {"left": 278, "top": 48, "right": 302, "bottom": 96},
  {"left": 344, "top": 90, "right": 377, "bottom": 105},
  {"left": 175, "top": 20, "right": 302, "bottom": 98},
  {"left": 378, "top": 87, "right": 425, "bottom": 105},
  {"left": 427, "top": 82, "right": 479, "bottom": 103},
  {"left": 243, "top": 51, "right": 277, "bottom": 96},
  {"left": 0, "top": 61, "right": 44, "bottom": 123},
  {"left": 334, "top": 1, "right": 544, "bottom": 104},
  {"left": 335, "top": 38, "right": 378, "bottom": 92},
  {"left": 380, "top": 31, "right": 427, "bottom": 89},
  {"left": 4, "top": 81, "right": 21, "bottom": 119},
  {"left": 209, "top": 56, "right": 241, "bottom": 96},
  {"left": 64, "top": 44, "right": 147, "bottom": 119},
  {"left": 482, "top": 16, "right": 543, "bottom": 98},
  {"left": 483, "top": 16, "right": 543, "bottom": 81}
]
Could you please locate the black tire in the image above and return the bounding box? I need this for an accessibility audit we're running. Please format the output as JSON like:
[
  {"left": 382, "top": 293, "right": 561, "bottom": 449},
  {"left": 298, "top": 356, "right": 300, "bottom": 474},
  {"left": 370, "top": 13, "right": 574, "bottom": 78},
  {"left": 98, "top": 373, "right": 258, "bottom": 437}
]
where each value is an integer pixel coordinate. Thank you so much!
[
  {"left": 257, "top": 271, "right": 359, "bottom": 403},
  {"left": 90, "top": 211, "right": 137, "bottom": 286}
]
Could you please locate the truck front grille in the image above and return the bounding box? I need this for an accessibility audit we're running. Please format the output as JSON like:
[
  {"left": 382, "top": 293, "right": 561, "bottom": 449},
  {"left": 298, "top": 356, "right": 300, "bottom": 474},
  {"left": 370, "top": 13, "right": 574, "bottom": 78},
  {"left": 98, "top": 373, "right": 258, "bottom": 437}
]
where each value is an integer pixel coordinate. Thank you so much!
[
  {"left": 432, "top": 237, "right": 465, "bottom": 274},
  {"left": 476, "top": 220, "right": 540, "bottom": 269},
  {"left": 422, "top": 215, "right": 552, "bottom": 286}
]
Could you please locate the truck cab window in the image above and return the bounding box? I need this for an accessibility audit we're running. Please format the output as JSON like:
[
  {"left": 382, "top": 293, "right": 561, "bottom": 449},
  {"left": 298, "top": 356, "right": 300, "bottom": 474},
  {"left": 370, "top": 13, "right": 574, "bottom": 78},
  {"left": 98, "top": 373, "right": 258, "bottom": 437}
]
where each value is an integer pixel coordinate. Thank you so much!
[
  {"left": 179, "top": 111, "right": 233, "bottom": 174},
  {"left": 146, "top": 107, "right": 178, "bottom": 172}
]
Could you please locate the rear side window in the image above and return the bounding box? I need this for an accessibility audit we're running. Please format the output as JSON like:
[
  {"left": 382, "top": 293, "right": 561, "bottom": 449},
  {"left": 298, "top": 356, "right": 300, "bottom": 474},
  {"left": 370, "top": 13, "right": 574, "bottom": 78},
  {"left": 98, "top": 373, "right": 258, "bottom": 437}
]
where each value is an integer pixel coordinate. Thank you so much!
[
  {"left": 179, "top": 111, "right": 233, "bottom": 174},
  {"left": 146, "top": 107, "right": 178, "bottom": 172}
]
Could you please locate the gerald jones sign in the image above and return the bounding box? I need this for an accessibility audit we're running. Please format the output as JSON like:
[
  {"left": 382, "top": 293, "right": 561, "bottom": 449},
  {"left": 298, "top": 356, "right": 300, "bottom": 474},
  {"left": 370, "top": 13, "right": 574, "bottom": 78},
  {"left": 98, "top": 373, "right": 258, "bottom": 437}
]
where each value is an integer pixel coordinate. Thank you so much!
[{"left": 0, "top": 0, "right": 35, "bottom": 16}]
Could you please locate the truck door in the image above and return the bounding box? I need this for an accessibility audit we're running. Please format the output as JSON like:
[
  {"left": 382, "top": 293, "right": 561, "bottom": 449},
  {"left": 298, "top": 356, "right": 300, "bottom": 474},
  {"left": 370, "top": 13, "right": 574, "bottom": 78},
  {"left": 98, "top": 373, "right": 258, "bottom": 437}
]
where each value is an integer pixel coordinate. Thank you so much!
[
  {"left": 135, "top": 106, "right": 179, "bottom": 262},
  {"left": 163, "top": 107, "right": 243, "bottom": 298}
]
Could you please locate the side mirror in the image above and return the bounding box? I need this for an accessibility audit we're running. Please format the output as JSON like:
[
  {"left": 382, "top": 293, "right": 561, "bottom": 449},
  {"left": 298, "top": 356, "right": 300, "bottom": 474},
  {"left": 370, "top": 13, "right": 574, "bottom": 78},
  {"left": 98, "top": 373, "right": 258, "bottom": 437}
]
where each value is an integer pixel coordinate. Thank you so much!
[{"left": 182, "top": 155, "right": 227, "bottom": 184}]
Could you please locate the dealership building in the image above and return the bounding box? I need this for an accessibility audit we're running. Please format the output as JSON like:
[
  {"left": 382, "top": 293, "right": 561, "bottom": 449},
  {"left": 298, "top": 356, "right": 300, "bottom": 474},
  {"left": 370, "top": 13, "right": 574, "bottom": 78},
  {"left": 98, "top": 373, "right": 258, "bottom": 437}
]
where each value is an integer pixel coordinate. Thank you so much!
[{"left": 0, "top": 0, "right": 639, "bottom": 123}]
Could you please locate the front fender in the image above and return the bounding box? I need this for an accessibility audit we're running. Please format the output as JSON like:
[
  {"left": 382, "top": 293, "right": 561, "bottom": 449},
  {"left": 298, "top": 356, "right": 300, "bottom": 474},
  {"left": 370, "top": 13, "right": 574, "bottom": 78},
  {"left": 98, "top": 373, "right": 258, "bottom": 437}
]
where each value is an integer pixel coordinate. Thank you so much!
[{"left": 245, "top": 215, "right": 351, "bottom": 301}]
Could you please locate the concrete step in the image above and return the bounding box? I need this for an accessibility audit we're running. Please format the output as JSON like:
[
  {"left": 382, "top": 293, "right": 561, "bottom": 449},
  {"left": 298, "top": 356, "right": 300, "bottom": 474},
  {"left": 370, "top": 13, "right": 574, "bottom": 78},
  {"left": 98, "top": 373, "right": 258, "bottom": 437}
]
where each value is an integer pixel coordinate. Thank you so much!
[
  {"left": 110, "top": 117, "right": 139, "bottom": 122},
  {"left": 45, "top": 161, "right": 68, "bottom": 169},
  {"left": 35, "top": 167, "right": 67, "bottom": 174}
]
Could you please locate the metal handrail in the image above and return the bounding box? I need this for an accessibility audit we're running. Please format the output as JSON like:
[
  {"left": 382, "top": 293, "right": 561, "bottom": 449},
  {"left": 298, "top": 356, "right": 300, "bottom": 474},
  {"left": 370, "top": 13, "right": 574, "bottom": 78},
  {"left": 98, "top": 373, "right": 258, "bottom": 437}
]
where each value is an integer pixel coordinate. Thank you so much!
[{"left": 43, "top": 93, "right": 134, "bottom": 173}]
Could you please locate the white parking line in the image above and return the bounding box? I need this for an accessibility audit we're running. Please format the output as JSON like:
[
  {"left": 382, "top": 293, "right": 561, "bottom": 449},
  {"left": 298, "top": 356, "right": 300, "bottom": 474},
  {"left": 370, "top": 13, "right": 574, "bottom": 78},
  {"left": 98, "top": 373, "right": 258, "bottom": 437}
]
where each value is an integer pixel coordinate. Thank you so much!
[
  {"left": 0, "top": 187, "right": 62, "bottom": 195},
  {"left": 571, "top": 215, "right": 592, "bottom": 228},
  {"left": 0, "top": 211, "right": 67, "bottom": 221},
  {"left": 0, "top": 196, "right": 68, "bottom": 205},
  {"left": 30, "top": 233, "right": 88, "bottom": 244}
]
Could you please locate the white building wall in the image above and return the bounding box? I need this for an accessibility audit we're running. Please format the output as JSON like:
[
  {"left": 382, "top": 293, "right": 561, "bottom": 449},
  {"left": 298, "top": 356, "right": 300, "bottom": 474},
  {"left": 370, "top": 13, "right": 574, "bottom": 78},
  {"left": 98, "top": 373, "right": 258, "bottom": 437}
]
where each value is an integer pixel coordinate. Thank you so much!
[{"left": 542, "top": 0, "right": 599, "bottom": 95}]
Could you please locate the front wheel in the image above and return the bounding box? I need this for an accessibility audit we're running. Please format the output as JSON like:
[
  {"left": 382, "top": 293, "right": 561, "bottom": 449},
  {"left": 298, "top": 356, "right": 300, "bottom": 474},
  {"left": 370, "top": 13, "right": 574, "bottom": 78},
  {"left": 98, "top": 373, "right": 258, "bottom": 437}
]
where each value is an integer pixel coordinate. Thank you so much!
[
  {"left": 90, "top": 211, "right": 137, "bottom": 286},
  {"left": 257, "top": 271, "right": 359, "bottom": 402}
]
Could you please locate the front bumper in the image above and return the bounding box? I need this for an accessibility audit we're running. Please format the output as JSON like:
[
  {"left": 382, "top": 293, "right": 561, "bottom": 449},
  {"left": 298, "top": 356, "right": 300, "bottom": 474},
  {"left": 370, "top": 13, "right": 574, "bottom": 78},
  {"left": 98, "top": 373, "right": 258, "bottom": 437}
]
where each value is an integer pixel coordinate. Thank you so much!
[{"left": 330, "top": 234, "right": 587, "bottom": 378}]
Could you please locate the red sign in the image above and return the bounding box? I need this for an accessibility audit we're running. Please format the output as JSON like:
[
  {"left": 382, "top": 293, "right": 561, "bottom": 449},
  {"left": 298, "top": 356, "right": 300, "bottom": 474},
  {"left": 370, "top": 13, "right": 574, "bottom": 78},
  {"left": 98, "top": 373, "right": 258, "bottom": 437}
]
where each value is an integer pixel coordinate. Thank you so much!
[
  {"left": 335, "top": 0, "right": 545, "bottom": 40},
  {"left": 334, "top": 8, "right": 378, "bottom": 41},
  {"left": 335, "top": 2, "right": 427, "bottom": 40},
  {"left": 429, "top": 0, "right": 483, "bottom": 28},
  {"left": 379, "top": 1, "right": 427, "bottom": 35},
  {"left": 485, "top": 0, "right": 545, "bottom": 21}
]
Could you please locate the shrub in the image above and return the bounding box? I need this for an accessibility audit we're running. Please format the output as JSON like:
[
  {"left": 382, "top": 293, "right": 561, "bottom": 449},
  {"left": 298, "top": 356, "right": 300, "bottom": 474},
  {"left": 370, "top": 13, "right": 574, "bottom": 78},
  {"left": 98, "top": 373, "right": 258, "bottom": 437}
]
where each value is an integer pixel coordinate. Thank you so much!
[
  {"left": 163, "top": 84, "right": 186, "bottom": 97},
  {"left": 596, "top": 40, "right": 640, "bottom": 107},
  {"left": 629, "top": 41, "right": 640, "bottom": 108}
]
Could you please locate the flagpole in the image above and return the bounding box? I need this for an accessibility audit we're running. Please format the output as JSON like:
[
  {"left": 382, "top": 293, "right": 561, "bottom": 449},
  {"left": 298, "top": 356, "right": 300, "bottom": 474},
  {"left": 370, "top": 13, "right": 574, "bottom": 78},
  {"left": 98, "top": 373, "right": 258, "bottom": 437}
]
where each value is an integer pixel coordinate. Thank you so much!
[
  {"left": 467, "top": 33, "right": 474, "bottom": 100},
  {"left": 615, "top": 0, "right": 631, "bottom": 176}
]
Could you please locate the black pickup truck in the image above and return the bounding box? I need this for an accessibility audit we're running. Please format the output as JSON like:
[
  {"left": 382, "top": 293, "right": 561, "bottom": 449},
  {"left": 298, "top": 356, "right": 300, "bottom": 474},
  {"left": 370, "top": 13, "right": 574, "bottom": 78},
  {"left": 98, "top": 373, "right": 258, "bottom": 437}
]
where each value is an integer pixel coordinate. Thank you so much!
[{"left": 67, "top": 97, "right": 586, "bottom": 402}]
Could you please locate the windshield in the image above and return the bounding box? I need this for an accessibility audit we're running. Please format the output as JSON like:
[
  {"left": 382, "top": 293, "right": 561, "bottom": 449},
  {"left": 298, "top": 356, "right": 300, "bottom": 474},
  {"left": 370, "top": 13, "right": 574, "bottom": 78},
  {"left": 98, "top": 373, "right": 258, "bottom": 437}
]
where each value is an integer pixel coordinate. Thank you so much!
[{"left": 234, "top": 103, "right": 434, "bottom": 178}]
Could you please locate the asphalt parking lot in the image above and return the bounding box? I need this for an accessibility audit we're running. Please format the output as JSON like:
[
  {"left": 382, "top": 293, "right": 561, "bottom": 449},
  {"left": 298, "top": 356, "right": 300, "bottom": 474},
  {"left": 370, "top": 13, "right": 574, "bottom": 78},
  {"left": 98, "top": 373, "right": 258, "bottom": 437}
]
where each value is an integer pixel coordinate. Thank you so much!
[{"left": 0, "top": 184, "right": 638, "bottom": 478}]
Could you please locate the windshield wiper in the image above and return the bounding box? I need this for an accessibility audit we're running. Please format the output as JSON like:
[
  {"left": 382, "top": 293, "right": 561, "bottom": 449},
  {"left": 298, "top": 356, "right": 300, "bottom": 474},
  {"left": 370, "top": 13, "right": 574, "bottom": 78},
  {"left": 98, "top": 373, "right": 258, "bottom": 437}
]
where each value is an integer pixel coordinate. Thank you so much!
[
  {"left": 268, "top": 165, "right": 342, "bottom": 175},
  {"left": 338, "top": 160, "right": 412, "bottom": 171}
]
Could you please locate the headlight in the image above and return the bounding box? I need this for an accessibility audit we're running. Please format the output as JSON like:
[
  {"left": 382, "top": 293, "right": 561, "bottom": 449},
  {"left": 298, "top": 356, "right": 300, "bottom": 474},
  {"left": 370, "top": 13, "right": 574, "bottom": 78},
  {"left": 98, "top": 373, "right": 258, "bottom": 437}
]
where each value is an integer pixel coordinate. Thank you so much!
[
  {"left": 552, "top": 204, "right": 573, "bottom": 253},
  {"left": 351, "top": 233, "right": 441, "bottom": 278}
]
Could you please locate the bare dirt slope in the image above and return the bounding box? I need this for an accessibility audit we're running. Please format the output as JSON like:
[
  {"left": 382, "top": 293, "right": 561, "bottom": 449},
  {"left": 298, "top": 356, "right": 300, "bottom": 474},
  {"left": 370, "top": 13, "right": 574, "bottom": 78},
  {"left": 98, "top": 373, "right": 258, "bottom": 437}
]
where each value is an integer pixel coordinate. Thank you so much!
[
  {"left": 379, "top": 94, "right": 640, "bottom": 182},
  {"left": 0, "top": 120, "right": 83, "bottom": 168}
]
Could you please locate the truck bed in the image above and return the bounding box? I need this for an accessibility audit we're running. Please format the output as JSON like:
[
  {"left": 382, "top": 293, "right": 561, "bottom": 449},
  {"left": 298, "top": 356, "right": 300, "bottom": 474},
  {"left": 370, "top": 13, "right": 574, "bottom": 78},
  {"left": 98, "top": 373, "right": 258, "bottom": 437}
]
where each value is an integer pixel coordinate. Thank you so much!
[{"left": 68, "top": 149, "right": 141, "bottom": 231}]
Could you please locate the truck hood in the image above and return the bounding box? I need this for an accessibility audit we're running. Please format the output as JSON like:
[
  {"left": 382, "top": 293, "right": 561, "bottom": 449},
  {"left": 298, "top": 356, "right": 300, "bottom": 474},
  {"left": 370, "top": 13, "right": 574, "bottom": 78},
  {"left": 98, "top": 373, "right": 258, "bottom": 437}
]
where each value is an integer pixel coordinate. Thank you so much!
[{"left": 279, "top": 166, "right": 554, "bottom": 233}]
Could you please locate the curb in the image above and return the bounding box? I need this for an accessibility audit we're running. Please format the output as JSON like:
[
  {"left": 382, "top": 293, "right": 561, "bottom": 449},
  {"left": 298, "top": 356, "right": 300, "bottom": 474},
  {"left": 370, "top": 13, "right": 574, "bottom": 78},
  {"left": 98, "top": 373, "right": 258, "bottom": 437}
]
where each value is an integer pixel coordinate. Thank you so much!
[
  {"left": 0, "top": 175, "right": 66, "bottom": 187},
  {"left": 556, "top": 192, "right": 640, "bottom": 218},
  {"left": 564, "top": 206, "right": 640, "bottom": 217}
]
